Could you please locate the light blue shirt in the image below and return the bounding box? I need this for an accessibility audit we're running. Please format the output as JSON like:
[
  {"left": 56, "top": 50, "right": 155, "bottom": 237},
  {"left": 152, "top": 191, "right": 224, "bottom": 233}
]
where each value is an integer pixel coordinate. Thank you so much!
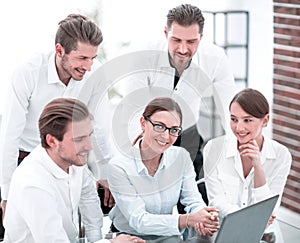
[{"left": 108, "top": 144, "right": 206, "bottom": 236}]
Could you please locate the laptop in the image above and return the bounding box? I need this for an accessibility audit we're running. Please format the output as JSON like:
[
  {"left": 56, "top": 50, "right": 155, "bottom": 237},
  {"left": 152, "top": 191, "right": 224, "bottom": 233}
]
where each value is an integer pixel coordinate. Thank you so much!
[{"left": 214, "top": 194, "right": 279, "bottom": 243}]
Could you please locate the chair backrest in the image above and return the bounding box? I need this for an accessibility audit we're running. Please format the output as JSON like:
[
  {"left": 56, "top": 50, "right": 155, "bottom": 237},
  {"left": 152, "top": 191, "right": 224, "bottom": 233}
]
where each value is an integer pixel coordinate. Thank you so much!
[
  {"left": 197, "top": 178, "right": 208, "bottom": 205},
  {"left": 0, "top": 206, "right": 4, "bottom": 240},
  {"left": 98, "top": 186, "right": 114, "bottom": 216}
]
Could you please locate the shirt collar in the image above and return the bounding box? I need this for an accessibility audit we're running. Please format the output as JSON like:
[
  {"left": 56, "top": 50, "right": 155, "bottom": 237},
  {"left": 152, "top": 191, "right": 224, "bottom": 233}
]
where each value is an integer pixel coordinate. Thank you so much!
[
  {"left": 132, "top": 139, "right": 167, "bottom": 174},
  {"left": 48, "top": 52, "right": 62, "bottom": 85},
  {"left": 225, "top": 135, "right": 276, "bottom": 161},
  {"left": 225, "top": 135, "right": 238, "bottom": 158},
  {"left": 260, "top": 135, "right": 276, "bottom": 160},
  {"left": 39, "top": 145, "right": 71, "bottom": 179}
]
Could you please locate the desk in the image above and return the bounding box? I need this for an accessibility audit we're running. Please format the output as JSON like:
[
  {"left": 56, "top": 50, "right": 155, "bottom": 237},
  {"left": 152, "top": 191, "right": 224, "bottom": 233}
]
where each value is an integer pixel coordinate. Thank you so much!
[
  {"left": 278, "top": 219, "right": 300, "bottom": 243},
  {"left": 76, "top": 235, "right": 212, "bottom": 243},
  {"left": 180, "top": 236, "right": 211, "bottom": 243}
]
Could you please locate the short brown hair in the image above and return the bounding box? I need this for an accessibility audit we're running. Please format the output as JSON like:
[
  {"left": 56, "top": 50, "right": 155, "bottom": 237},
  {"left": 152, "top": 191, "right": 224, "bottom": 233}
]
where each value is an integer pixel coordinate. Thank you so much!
[
  {"left": 166, "top": 4, "right": 205, "bottom": 33},
  {"left": 55, "top": 14, "right": 103, "bottom": 54},
  {"left": 39, "top": 98, "right": 92, "bottom": 148}
]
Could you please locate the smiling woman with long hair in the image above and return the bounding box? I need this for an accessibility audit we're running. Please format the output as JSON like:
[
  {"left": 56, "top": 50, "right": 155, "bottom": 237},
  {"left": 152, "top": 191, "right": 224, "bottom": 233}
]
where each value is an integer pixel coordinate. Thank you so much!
[
  {"left": 108, "top": 97, "right": 219, "bottom": 242},
  {"left": 204, "top": 88, "right": 292, "bottom": 242}
]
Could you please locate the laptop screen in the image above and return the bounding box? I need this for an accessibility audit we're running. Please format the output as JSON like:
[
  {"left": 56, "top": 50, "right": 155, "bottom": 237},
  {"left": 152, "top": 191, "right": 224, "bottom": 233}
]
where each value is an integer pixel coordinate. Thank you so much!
[{"left": 214, "top": 195, "right": 279, "bottom": 243}]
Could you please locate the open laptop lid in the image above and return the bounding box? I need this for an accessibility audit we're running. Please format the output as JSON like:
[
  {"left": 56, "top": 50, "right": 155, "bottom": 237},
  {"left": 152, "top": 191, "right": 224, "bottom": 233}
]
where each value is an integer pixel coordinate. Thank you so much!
[{"left": 214, "top": 194, "right": 279, "bottom": 243}]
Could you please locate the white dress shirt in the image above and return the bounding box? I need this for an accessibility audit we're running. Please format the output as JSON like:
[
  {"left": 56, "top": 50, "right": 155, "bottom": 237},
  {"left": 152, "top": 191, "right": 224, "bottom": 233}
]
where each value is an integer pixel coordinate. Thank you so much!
[
  {"left": 203, "top": 135, "right": 292, "bottom": 216},
  {"left": 0, "top": 51, "right": 109, "bottom": 200},
  {"left": 3, "top": 145, "right": 109, "bottom": 243},
  {"left": 102, "top": 39, "right": 236, "bottom": 155},
  {"left": 203, "top": 135, "right": 292, "bottom": 242},
  {"left": 108, "top": 144, "right": 206, "bottom": 237}
]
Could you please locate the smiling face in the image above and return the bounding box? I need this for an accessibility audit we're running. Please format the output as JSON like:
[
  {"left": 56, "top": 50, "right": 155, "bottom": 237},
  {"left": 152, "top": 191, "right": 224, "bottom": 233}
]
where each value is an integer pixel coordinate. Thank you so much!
[
  {"left": 55, "top": 41, "right": 98, "bottom": 84},
  {"left": 47, "top": 117, "right": 93, "bottom": 172},
  {"left": 230, "top": 102, "right": 269, "bottom": 146},
  {"left": 140, "top": 110, "right": 181, "bottom": 156},
  {"left": 165, "top": 21, "right": 201, "bottom": 74}
]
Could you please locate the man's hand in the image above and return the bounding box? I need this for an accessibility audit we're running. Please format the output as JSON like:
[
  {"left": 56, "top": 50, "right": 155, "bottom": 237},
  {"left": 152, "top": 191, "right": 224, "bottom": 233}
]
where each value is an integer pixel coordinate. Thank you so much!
[{"left": 96, "top": 180, "right": 115, "bottom": 207}]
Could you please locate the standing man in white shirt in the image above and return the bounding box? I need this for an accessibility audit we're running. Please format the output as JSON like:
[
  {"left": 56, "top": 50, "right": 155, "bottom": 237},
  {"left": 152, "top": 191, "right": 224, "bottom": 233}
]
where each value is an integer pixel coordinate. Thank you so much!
[
  {"left": 0, "top": 14, "right": 111, "bottom": 220},
  {"left": 3, "top": 98, "right": 145, "bottom": 243},
  {"left": 108, "top": 4, "right": 236, "bottom": 181}
]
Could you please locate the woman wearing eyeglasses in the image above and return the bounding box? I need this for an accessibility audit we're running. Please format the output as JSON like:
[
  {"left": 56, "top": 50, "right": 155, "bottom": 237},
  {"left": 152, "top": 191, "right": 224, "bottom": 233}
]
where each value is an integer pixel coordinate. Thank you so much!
[{"left": 107, "top": 97, "right": 219, "bottom": 242}]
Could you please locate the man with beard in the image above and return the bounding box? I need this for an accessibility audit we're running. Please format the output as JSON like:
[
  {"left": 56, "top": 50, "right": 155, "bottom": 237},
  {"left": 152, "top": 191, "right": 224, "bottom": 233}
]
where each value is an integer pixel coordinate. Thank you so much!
[
  {"left": 110, "top": 4, "right": 236, "bottom": 181},
  {"left": 2, "top": 98, "right": 145, "bottom": 243},
  {"left": 0, "top": 14, "right": 110, "bottom": 220}
]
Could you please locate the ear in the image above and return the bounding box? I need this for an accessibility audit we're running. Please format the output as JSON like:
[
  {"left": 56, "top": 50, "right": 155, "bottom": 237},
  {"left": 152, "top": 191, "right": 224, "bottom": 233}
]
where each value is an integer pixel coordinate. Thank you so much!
[
  {"left": 46, "top": 134, "right": 59, "bottom": 148},
  {"left": 262, "top": 114, "right": 270, "bottom": 127},
  {"left": 55, "top": 43, "right": 65, "bottom": 57},
  {"left": 164, "top": 27, "right": 168, "bottom": 38},
  {"left": 140, "top": 116, "right": 146, "bottom": 131}
]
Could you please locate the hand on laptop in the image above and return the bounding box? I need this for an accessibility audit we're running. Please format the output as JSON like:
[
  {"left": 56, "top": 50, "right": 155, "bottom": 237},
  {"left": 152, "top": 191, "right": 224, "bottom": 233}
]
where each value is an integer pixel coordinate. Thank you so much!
[
  {"left": 188, "top": 206, "right": 220, "bottom": 236},
  {"left": 266, "top": 213, "right": 276, "bottom": 228}
]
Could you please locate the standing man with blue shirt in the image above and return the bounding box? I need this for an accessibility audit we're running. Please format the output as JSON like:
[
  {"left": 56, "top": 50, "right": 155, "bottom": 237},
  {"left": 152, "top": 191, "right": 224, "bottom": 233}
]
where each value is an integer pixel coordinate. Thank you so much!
[{"left": 0, "top": 14, "right": 111, "bottom": 219}]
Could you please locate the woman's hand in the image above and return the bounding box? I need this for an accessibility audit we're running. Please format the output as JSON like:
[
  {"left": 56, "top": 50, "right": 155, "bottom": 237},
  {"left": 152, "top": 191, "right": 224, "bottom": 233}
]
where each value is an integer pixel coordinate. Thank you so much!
[
  {"left": 239, "top": 139, "right": 266, "bottom": 188},
  {"left": 190, "top": 207, "right": 219, "bottom": 236},
  {"left": 266, "top": 214, "right": 276, "bottom": 228},
  {"left": 238, "top": 139, "right": 261, "bottom": 167},
  {"left": 109, "top": 234, "right": 145, "bottom": 243}
]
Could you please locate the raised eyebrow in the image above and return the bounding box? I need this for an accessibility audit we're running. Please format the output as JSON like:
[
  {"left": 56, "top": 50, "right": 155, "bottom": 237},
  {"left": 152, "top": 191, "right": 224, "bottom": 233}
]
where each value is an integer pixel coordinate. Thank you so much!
[{"left": 73, "top": 130, "right": 94, "bottom": 140}]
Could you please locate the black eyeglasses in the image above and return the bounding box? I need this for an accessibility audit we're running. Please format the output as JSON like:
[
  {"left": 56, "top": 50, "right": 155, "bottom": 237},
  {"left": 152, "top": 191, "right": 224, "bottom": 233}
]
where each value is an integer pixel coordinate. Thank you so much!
[{"left": 144, "top": 116, "right": 182, "bottom": 137}]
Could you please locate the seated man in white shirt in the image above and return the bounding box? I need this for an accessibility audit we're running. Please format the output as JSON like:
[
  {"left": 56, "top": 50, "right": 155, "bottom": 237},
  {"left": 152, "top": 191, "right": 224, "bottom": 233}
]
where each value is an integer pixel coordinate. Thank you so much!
[{"left": 3, "top": 98, "right": 144, "bottom": 243}]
